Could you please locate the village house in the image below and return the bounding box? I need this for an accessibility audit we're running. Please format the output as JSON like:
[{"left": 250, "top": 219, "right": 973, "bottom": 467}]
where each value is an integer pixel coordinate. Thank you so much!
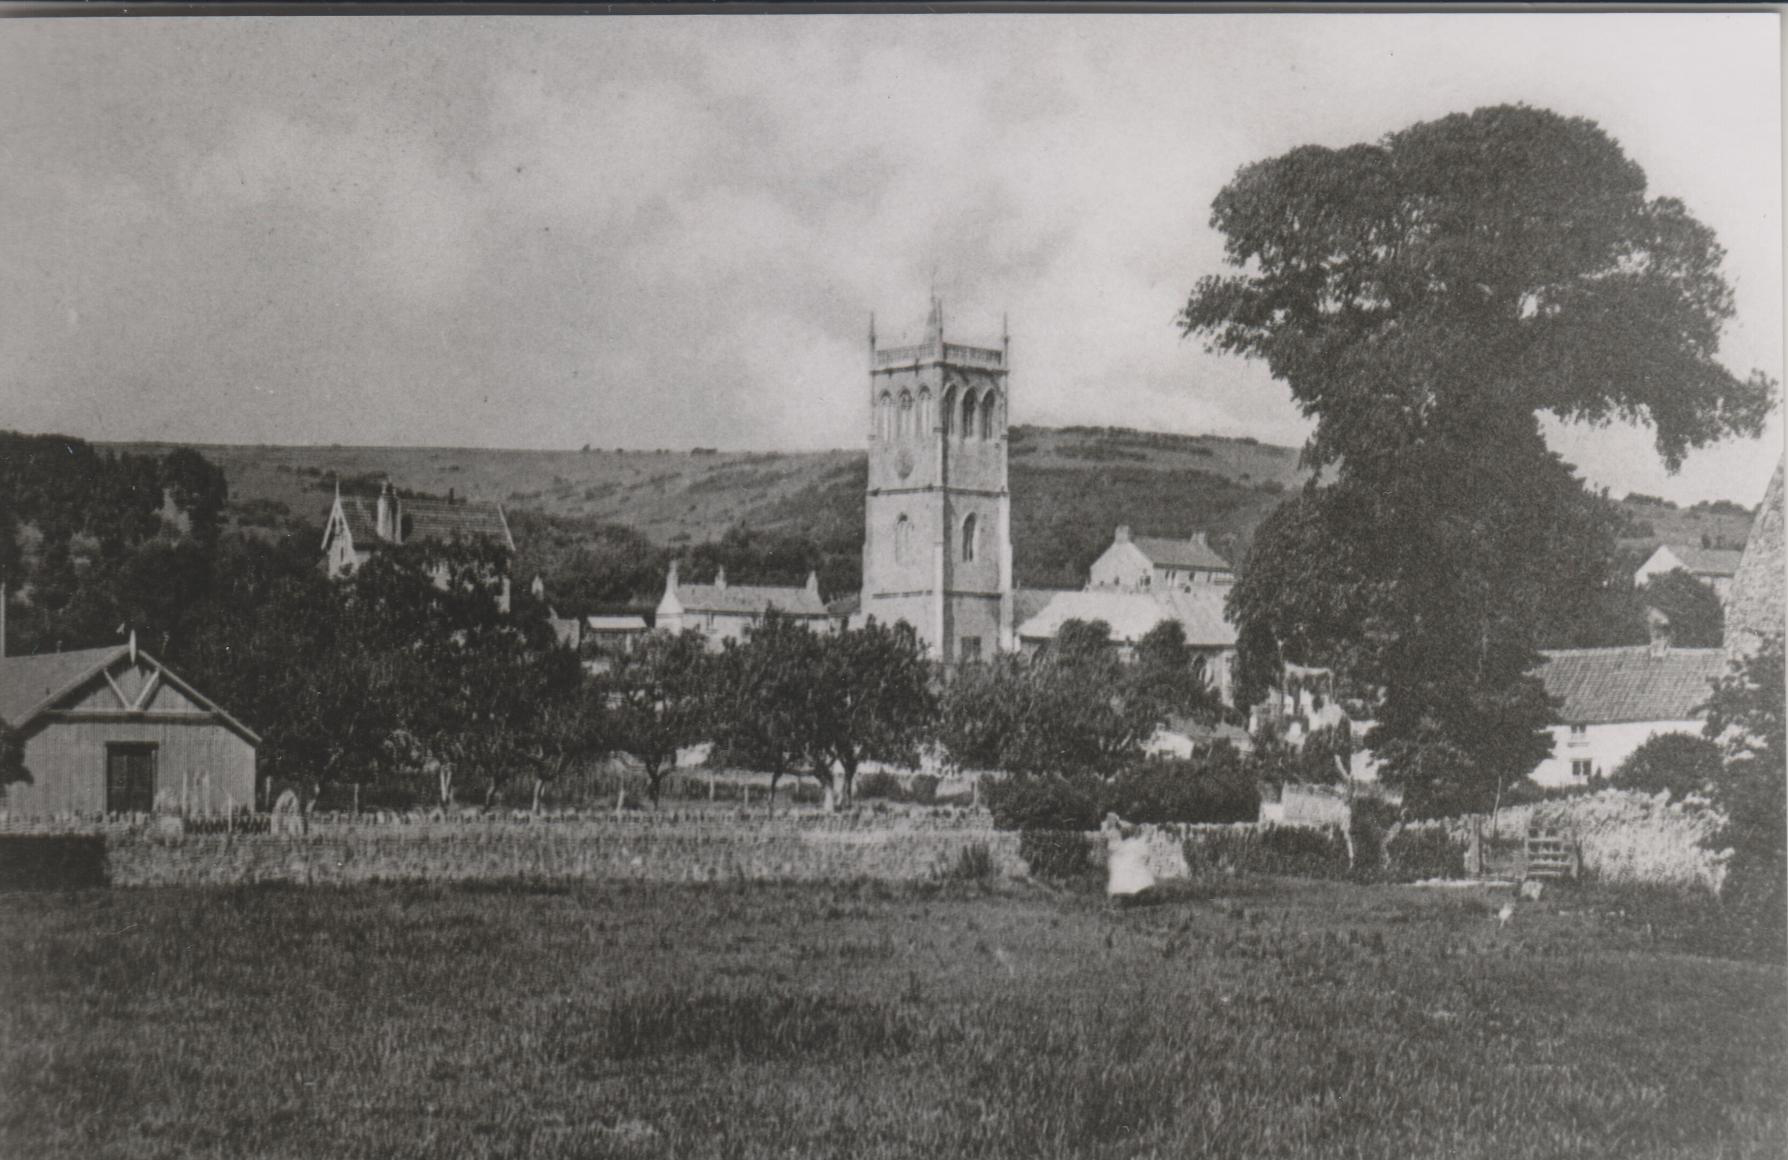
[
  {"left": 321, "top": 481, "right": 517, "bottom": 612},
  {"left": 1531, "top": 626, "right": 1726, "bottom": 788},
  {"left": 656, "top": 562, "right": 830, "bottom": 649},
  {"left": 0, "top": 636, "right": 258, "bottom": 817},
  {"left": 1633, "top": 543, "right": 1743, "bottom": 600},
  {"left": 1087, "top": 526, "right": 1234, "bottom": 590},
  {"left": 1014, "top": 586, "right": 1239, "bottom": 704}
]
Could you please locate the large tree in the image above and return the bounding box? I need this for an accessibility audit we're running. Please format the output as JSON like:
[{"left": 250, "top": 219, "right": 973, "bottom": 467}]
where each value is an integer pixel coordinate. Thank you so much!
[
  {"left": 603, "top": 628, "right": 713, "bottom": 807},
  {"left": 808, "top": 618, "right": 935, "bottom": 806},
  {"left": 1183, "top": 105, "right": 1773, "bottom": 815}
]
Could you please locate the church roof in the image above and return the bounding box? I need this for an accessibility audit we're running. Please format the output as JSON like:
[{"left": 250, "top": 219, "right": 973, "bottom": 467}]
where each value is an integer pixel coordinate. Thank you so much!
[
  {"left": 1016, "top": 588, "right": 1236, "bottom": 649},
  {"left": 1131, "top": 533, "right": 1231, "bottom": 572},
  {"left": 672, "top": 583, "right": 828, "bottom": 618},
  {"left": 1537, "top": 647, "right": 1726, "bottom": 725}
]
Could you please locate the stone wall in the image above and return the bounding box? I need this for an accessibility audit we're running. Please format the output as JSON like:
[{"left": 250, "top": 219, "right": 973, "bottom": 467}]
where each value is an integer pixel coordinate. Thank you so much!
[{"left": 101, "top": 814, "right": 1025, "bottom": 887}]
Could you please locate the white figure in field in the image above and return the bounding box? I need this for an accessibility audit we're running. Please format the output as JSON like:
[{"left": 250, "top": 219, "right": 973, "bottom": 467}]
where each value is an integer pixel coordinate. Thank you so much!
[{"left": 1103, "top": 813, "right": 1156, "bottom": 901}]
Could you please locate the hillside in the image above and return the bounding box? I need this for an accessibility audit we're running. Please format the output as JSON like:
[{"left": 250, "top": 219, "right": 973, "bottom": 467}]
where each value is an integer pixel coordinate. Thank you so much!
[
  {"left": 109, "top": 426, "right": 1309, "bottom": 592},
  {"left": 104, "top": 426, "right": 1755, "bottom": 598}
]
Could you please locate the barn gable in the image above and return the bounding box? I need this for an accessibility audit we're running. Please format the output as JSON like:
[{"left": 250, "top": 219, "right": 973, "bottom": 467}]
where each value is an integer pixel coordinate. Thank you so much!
[{"left": 0, "top": 642, "right": 258, "bottom": 744}]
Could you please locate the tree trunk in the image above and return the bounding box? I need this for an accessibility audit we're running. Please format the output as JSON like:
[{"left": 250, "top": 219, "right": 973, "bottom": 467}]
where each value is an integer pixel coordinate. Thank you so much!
[
  {"left": 644, "top": 758, "right": 664, "bottom": 808},
  {"left": 840, "top": 756, "right": 858, "bottom": 808},
  {"left": 532, "top": 776, "right": 544, "bottom": 816}
]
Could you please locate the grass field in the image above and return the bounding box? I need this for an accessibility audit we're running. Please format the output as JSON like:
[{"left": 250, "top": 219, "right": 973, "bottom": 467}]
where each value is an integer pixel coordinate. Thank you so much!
[{"left": 2, "top": 877, "right": 1782, "bottom": 1159}]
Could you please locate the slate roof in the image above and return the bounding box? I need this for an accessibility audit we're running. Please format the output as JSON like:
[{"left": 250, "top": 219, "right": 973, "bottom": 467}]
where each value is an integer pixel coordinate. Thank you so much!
[
  {"left": 586, "top": 615, "right": 650, "bottom": 633},
  {"left": 332, "top": 494, "right": 514, "bottom": 551},
  {"left": 672, "top": 583, "right": 828, "bottom": 618},
  {"left": 0, "top": 644, "right": 259, "bottom": 742},
  {"left": 1016, "top": 587, "right": 1237, "bottom": 648},
  {"left": 1537, "top": 647, "right": 1727, "bottom": 725},
  {"left": 1654, "top": 544, "right": 1744, "bottom": 577},
  {"left": 1131, "top": 533, "right": 1231, "bottom": 572},
  {"left": 0, "top": 646, "right": 121, "bottom": 726},
  {"left": 1012, "top": 588, "right": 1069, "bottom": 626}
]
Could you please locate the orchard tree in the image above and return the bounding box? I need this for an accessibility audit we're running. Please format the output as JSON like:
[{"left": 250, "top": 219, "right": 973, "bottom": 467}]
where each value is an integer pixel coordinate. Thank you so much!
[
  {"left": 1184, "top": 105, "right": 1774, "bottom": 815},
  {"left": 604, "top": 628, "right": 713, "bottom": 807},
  {"left": 1637, "top": 569, "right": 1725, "bottom": 649},
  {"left": 808, "top": 618, "right": 935, "bottom": 805},
  {"left": 709, "top": 611, "right": 824, "bottom": 809}
]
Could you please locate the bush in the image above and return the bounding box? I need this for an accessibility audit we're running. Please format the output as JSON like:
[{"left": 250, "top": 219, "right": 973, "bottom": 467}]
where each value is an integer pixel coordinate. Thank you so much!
[
  {"left": 1183, "top": 825, "right": 1351, "bottom": 880},
  {"left": 1103, "top": 754, "right": 1259, "bottom": 825},
  {"left": 943, "top": 841, "right": 996, "bottom": 882},
  {"left": 1018, "top": 830, "right": 1099, "bottom": 882},
  {"left": 984, "top": 775, "right": 1102, "bottom": 832},
  {"left": 1611, "top": 733, "right": 1724, "bottom": 800},
  {"left": 1384, "top": 825, "right": 1466, "bottom": 882}
]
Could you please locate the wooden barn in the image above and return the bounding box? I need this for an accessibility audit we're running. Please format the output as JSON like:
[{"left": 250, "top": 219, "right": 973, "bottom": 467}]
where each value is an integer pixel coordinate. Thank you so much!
[{"left": 0, "top": 638, "right": 258, "bottom": 817}]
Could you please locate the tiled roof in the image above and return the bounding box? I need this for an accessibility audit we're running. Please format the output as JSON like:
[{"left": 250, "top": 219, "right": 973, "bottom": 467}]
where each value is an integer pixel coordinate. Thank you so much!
[
  {"left": 1132, "top": 533, "right": 1231, "bottom": 572},
  {"left": 586, "top": 615, "right": 650, "bottom": 632},
  {"left": 1655, "top": 544, "right": 1744, "bottom": 577},
  {"left": 399, "top": 497, "right": 514, "bottom": 550},
  {"left": 827, "top": 593, "right": 861, "bottom": 619},
  {"left": 1538, "top": 647, "right": 1727, "bottom": 725},
  {"left": 334, "top": 494, "right": 514, "bottom": 552},
  {"left": 1016, "top": 588, "right": 1236, "bottom": 648},
  {"left": 673, "top": 583, "right": 828, "bottom": 618},
  {"left": 0, "top": 645, "right": 123, "bottom": 726},
  {"left": 1012, "top": 588, "right": 1069, "bottom": 625}
]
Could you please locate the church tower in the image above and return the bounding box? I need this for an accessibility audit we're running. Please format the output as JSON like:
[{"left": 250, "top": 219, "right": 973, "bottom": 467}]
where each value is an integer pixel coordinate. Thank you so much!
[{"left": 861, "top": 298, "right": 1014, "bottom": 662}]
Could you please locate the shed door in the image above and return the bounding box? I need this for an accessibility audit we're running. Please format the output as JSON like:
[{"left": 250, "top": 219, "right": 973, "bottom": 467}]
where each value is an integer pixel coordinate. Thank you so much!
[{"left": 106, "top": 744, "right": 157, "bottom": 814}]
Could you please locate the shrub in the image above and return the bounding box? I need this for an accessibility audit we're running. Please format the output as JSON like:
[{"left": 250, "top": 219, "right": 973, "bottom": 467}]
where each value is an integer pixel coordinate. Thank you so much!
[
  {"left": 984, "top": 775, "right": 1102, "bottom": 832},
  {"left": 1611, "top": 733, "right": 1723, "bottom": 800},
  {"left": 1384, "top": 824, "right": 1466, "bottom": 882},
  {"left": 1182, "top": 825, "right": 1351, "bottom": 880},
  {"left": 943, "top": 841, "right": 996, "bottom": 882},
  {"left": 1102, "top": 755, "right": 1258, "bottom": 825},
  {"left": 856, "top": 770, "right": 902, "bottom": 801},
  {"left": 1018, "top": 830, "right": 1099, "bottom": 882}
]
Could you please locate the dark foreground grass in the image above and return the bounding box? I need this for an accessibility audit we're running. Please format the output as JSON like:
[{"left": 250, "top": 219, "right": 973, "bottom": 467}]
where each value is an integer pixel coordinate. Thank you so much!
[{"left": 1, "top": 877, "right": 1782, "bottom": 1159}]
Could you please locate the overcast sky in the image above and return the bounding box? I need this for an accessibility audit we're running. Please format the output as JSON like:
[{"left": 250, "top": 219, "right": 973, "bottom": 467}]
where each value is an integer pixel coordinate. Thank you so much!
[{"left": 0, "top": 12, "right": 1780, "bottom": 504}]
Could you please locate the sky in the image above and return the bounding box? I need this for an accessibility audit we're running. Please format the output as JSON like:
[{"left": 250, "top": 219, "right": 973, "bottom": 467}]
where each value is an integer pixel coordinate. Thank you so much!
[{"left": 0, "top": 11, "right": 1781, "bottom": 505}]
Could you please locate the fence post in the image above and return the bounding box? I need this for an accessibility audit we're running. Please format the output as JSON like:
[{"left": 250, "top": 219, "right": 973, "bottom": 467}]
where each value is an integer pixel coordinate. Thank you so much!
[{"left": 1466, "top": 816, "right": 1484, "bottom": 878}]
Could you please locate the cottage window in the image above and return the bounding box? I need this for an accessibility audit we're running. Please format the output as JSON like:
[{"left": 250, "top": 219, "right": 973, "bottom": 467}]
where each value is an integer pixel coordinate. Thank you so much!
[
  {"left": 959, "top": 636, "right": 983, "bottom": 663},
  {"left": 105, "top": 743, "right": 157, "bottom": 815},
  {"left": 1570, "top": 759, "right": 1593, "bottom": 782}
]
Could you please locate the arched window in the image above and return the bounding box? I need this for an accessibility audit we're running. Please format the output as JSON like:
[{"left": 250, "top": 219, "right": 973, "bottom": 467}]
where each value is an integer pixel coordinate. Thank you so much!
[
  {"left": 980, "top": 391, "right": 997, "bottom": 440},
  {"left": 960, "top": 390, "right": 978, "bottom": 439},
  {"left": 941, "top": 386, "right": 956, "bottom": 436},
  {"left": 898, "top": 391, "right": 914, "bottom": 438},
  {"left": 918, "top": 388, "right": 933, "bottom": 434},
  {"left": 894, "top": 514, "right": 912, "bottom": 564},
  {"left": 876, "top": 391, "right": 893, "bottom": 439},
  {"left": 961, "top": 512, "right": 978, "bottom": 562}
]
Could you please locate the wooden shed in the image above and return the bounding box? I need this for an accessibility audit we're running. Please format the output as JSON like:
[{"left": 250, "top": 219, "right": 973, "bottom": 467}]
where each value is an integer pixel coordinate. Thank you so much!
[{"left": 0, "top": 639, "right": 258, "bottom": 817}]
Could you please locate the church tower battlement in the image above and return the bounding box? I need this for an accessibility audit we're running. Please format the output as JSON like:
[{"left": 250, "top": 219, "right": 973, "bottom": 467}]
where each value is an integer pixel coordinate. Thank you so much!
[{"left": 861, "top": 297, "right": 1014, "bottom": 662}]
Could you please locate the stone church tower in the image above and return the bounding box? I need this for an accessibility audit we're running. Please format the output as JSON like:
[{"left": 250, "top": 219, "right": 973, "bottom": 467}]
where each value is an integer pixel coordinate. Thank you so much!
[{"left": 860, "top": 298, "right": 1014, "bottom": 662}]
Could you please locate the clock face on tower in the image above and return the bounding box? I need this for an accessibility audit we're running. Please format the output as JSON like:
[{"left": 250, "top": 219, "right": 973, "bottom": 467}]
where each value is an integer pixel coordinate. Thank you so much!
[{"left": 896, "top": 449, "right": 915, "bottom": 479}]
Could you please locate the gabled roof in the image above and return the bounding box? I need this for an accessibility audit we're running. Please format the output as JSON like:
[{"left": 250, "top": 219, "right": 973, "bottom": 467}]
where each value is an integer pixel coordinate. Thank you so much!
[
  {"left": 671, "top": 583, "right": 828, "bottom": 618},
  {"left": 398, "top": 497, "right": 515, "bottom": 550},
  {"left": 1726, "top": 464, "right": 1784, "bottom": 653},
  {"left": 0, "top": 644, "right": 261, "bottom": 744},
  {"left": 1012, "top": 588, "right": 1069, "bottom": 625},
  {"left": 1649, "top": 544, "right": 1744, "bottom": 577},
  {"left": 327, "top": 493, "right": 515, "bottom": 553},
  {"left": 1016, "top": 587, "right": 1236, "bottom": 648},
  {"left": 1538, "top": 647, "right": 1726, "bottom": 725},
  {"left": 1131, "top": 533, "right": 1231, "bottom": 572}
]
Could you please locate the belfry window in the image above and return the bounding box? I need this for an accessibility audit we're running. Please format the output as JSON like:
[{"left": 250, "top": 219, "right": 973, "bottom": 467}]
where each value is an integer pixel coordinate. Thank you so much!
[
  {"left": 918, "top": 388, "right": 933, "bottom": 434},
  {"left": 960, "top": 390, "right": 978, "bottom": 439},
  {"left": 962, "top": 512, "right": 978, "bottom": 562},
  {"left": 877, "top": 391, "right": 893, "bottom": 439},
  {"left": 898, "top": 391, "right": 914, "bottom": 438},
  {"left": 980, "top": 392, "right": 997, "bottom": 440},
  {"left": 941, "top": 386, "right": 956, "bottom": 436},
  {"left": 894, "top": 514, "right": 913, "bottom": 564}
]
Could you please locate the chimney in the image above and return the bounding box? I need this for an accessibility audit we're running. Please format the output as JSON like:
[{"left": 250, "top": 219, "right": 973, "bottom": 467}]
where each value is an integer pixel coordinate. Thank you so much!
[
  {"left": 376, "top": 481, "right": 395, "bottom": 543},
  {"left": 448, "top": 487, "right": 456, "bottom": 506},
  {"left": 1115, "top": 525, "right": 1131, "bottom": 544},
  {"left": 664, "top": 560, "right": 679, "bottom": 597},
  {"left": 715, "top": 567, "right": 727, "bottom": 591},
  {"left": 1646, "top": 606, "right": 1672, "bottom": 657},
  {"left": 805, "top": 570, "right": 819, "bottom": 597}
]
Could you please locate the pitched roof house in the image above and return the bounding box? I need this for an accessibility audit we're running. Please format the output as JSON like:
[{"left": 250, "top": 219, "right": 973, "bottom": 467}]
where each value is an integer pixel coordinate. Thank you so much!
[
  {"left": 0, "top": 639, "right": 258, "bottom": 817},
  {"left": 1530, "top": 642, "right": 1726, "bottom": 787},
  {"left": 322, "top": 481, "right": 517, "bottom": 611},
  {"left": 656, "top": 563, "right": 830, "bottom": 648},
  {"left": 1634, "top": 543, "right": 1745, "bottom": 599},
  {"left": 1088, "top": 526, "right": 1234, "bottom": 591},
  {"left": 1014, "top": 586, "right": 1239, "bottom": 703}
]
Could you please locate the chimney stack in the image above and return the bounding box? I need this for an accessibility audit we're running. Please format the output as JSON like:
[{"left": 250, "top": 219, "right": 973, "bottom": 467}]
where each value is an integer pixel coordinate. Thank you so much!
[
  {"left": 1646, "top": 607, "right": 1673, "bottom": 657},
  {"left": 805, "top": 570, "right": 819, "bottom": 596},
  {"left": 664, "top": 560, "right": 679, "bottom": 597},
  {"left": 714, "top": 567, "right": 727, "bottom": 590},
  {"left": 1115, "top": 525, "right": 1132, "bottom": 544},
  {"left": 376, "top": 481, "right": 395, "bottom": 543}
]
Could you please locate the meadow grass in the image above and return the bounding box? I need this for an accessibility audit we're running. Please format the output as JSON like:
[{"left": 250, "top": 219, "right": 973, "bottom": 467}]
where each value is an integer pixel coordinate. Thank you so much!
[{"left": 0, "top": 876, "right": 1782, "bottom": 1159}]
